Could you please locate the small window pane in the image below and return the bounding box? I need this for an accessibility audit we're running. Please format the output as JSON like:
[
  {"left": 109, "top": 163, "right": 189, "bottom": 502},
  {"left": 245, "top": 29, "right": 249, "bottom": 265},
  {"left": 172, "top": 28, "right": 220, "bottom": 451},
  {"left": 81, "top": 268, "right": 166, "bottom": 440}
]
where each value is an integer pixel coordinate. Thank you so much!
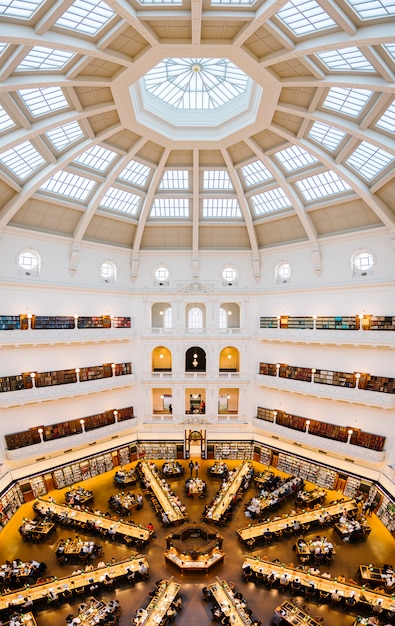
[
  {"left": 100, "top": 262, "right": 115, "bottom": 279},
  {"left": 155, "top": 266, "right": 169, "bottom": 281},
  {"left": 188, "top": 307, "right": 203, "bottom": 329},
  {"left": 353, "top": 251, "right": 374, "bottom": 271},
  {"left": 222, "top": 266, "right": 236, "bottom": 282},
  {"left": 18, "top": 250, "right": 39, "bottom": 270},
  {"left": 277, "top": 262, "right": 292, "bottom": 280}
]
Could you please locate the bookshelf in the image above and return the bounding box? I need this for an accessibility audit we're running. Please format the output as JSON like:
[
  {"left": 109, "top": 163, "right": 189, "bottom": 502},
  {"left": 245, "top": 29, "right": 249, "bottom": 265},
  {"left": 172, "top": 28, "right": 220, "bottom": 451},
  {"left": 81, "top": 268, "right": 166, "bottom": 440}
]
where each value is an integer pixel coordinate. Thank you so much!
[
  {"left": 114, "top": 362, "right": 132, "bottom": 376},
  {"left": 343, "top": 475, "right": 360, "bottom": 498},
  {"left": 0, "top": 315, "right": 21, "bottom": 330},
  {"left": 279, "top": 364, "right": 312, "bottom": 382},
  {"left": 33, "top": 316, "right": 75, "bottom": 329},
  {"left": 315, "top": 316, "right": 358, "bottom": 330},
  {"left": 35, "top": 368, "right": 77, "bottom": 387},
  {"left": 255, "top": 406, "right": 385, "bottom": 452},
  {"left": 213, "top": 441, "right": 253, "bottom": 460},
  {"left": 314, "top": 369, "right": 355, "bottom": 387},
  {"left": 277, "top": 452, "right": 337, "bottom": 488},
  {"left": 364, "top": 375, "right": 394, "bottom": 394},
  {"left": 259, "top": 317, "right": 278, "bottom": 329},
  {"left": 5, "top": 405, "right": 134, "bottom": 450},
  {"left": 78, "top": 316, "right": 112, "bottom": 329},
  {"left": 112, "top": 316, "right": 131, "bottom": 328},
  {"left": 286, "top": 317, "right": 314, "bottom": 329},
  {"left": 259, "top": 362, "right": 277, "bottom": 376},
  {"left": 376, "top": 494, "right": 395, "bottom": 534},
  {"left": 368, "top": 316, "right": 395, "bottom": 331},
  {"left": 137, "top": 442, "right": 177, "bottom": 460},
  {"left": 0, "top": 485, "right": 24, "bottom": 529}
]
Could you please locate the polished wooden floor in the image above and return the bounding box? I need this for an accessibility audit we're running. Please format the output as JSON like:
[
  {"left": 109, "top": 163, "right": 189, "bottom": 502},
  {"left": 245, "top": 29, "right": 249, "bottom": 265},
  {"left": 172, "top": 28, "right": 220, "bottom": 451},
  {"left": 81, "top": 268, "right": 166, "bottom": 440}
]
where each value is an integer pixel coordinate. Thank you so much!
[{"left": 1, "top": 459, "right": 394, "bottom": 626}]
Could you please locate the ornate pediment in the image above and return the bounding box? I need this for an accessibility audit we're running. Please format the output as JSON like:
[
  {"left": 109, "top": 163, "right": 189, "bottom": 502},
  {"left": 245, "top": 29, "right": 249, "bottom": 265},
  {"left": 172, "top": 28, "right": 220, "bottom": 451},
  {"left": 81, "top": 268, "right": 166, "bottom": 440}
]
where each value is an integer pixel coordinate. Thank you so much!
[{"left": 177, "top": 282, "right": 215, "bottom": 294}]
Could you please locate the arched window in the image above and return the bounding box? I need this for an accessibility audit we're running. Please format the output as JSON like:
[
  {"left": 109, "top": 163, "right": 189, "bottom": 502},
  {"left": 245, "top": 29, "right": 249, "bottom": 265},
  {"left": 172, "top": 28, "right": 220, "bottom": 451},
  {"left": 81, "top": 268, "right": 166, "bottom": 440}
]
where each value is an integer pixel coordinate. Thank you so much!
[
  {"left": 188, "top": 307, "right": 203, "bottom": 329},
  {"left": 276, "top": 261, "right": 292, "bottom": 284},
  {"left": 352, "top": 250, "right": 375, "bottom": 276},
  {"left": 219, "top": 307, "right": 228, "bottom": 329},
  {"left": 17, "top": 249, "right": 40, "bottom": 276},
  {"left": 163, "top": 306, "right": 172, "bottom": 329},
  {"left": 154, "top": 265, "right": 170, "bottom": 285},
  {"left": 222, "top": 265, "right": 237, "bottom": 285},
  {"left": 100, "top": 261, "right": 116, "bottom": 283}
]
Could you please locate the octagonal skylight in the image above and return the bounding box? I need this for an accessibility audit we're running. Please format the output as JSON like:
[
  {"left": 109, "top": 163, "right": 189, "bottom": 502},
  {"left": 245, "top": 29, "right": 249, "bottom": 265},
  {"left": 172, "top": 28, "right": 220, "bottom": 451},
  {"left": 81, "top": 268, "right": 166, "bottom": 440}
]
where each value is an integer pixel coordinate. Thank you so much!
[
  {"left": 130, "top": 56, "right": 260, "bottom": 140},
  {"left": 144, "top": 58, "right": 249, "bottom": 109}
]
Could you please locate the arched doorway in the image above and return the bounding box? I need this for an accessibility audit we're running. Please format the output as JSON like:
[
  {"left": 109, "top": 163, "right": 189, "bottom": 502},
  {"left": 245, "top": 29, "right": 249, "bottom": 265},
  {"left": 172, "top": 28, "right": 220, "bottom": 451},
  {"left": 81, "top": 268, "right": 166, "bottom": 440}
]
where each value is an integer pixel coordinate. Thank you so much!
[{"left": 185, "top": 429, "right": 206, "bottom": 459}]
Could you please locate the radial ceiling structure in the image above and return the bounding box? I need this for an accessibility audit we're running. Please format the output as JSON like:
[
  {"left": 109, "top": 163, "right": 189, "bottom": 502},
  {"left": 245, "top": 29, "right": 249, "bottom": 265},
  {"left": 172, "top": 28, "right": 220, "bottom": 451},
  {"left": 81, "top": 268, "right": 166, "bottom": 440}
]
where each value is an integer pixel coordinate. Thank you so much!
[{"left": 0, "top": 0, "right": 394, "bottom": 280}]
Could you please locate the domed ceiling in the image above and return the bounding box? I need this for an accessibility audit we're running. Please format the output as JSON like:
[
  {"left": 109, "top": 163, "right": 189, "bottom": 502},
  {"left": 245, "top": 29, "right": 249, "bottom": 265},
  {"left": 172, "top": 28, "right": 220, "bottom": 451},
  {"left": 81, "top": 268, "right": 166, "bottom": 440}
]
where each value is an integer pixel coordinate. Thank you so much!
[{"left": 0, "top": 0, "right": 394, "bottom": 277}]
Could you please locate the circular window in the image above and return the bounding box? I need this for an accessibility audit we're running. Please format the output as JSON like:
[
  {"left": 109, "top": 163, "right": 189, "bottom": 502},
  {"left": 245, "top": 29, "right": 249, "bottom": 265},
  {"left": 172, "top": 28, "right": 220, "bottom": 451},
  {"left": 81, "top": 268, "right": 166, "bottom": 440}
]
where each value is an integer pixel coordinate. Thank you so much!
[
  {"left": 155, "top": 266, "right": 169, "bottom": 283},
  {"left": 222, "top": 266, "right": 237, "bottom": 283},
  {"left": 100, "top": 261, "right": 116, "bottom": 282},
  {"left": 277, "top": 262, "right": 292, "bottom": 283},
  {"left": 18, "top": 250, "right": 40, "bottom": 274},
  {"left": 353, "top": 251, "right": 374, "bottom": 274}
]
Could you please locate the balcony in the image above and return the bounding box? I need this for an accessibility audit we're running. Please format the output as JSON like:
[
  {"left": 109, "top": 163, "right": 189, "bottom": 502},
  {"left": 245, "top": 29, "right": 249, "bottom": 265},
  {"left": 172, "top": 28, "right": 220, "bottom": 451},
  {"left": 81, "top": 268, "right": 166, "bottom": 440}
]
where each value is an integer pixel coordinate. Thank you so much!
[
  {"left": 258, "top": 327, "right": 395, "bottom": 349},
  {"left": 5, "top": 418, "right": 136, "bottom": 464},
  {"left": 0, "top": 374, "right": 135, "bottom": 408},
  {"left": 0, "top": 327, "right": 133, "bottom": 348},
  {"left": 253, "top": 417, "right": 386, "bottom": 466},
  {"left": 256, "top": 373, "right": 395, "bottom": 409}
]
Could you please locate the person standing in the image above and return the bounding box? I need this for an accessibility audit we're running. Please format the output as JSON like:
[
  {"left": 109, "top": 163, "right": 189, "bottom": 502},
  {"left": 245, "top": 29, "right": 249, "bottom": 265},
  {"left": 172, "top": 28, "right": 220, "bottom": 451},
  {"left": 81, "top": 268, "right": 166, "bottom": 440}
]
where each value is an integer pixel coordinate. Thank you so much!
[
  {"left": 189, "top": 460, "right": 194, "bottom": 477},
  {"left": 194, "top": 461, "right": 200, "bottom": 477}
]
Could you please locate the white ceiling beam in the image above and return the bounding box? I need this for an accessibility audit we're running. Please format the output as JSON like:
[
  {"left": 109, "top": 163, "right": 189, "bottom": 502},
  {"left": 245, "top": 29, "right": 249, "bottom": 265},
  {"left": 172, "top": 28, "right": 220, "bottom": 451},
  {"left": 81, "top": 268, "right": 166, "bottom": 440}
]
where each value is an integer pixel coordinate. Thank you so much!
[
  {"left": 0, "top": 23, "right": 134, "bottom": 68},
  {"left": 0, "top": 46, "right": 31, "bottom": 82},
  {"left": 191, "top": 0, "right": 202, "bottom": 47},
  {"left": 0, "top": 123, "right": 122, "bottom": 231},
  {"left": 319, "top": 0, "right": 357, "bottom": 35},
  {"left": 72, "top": 136, "right": 147, "bottom": 244},
  {"left": 34, "top": 0, "right": 75, "bottom": 35},
  {"left": 105, "top": 0, "right": 159, "bottom": 47},
  {"left": 270, "top": 123, "right": 395, "bottom": 232},
  {"left": 233, "top": 0, "right": 290, "bottom": 47},
  {"left": 130, "top": 148, "right": 170, "bottom": 282}
]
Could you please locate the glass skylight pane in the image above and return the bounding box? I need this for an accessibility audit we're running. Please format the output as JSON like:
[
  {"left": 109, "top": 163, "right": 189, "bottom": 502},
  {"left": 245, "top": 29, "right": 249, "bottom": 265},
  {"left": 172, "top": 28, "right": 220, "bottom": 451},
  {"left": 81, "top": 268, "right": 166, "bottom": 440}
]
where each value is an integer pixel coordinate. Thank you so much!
[
  {"left": 211, "top": 0, "right": 255, "bottom": 4},
  {"left": 203, "top": 170, "right": 233, "bottom": 190},
  {"left": 322, "top": 87, "right": 372, "bottom": 117},
  {"left": 75, "top": 145, "right": 117, "bottom": 171},
  {"left": 46, "top": 121, "right": 83, "bottom": 151},
  {"left": 0, "top": 141, "right": 44, "bottom": 180},
  {"left": 276, "top": 0, "right": 336, "bottom": 36},
  {"left": 40, "top": 170, "right": 95, "bottom": 200},
  {"left": 376, "top": 101, "right": 395, "bottom": 134},
  {"left": 384, "top": 44, "right": 395, "bottom": 62},
  {"left": 17, "top": 47, "right": 75, "bottom": 71},
  {"left": 296, "top": 170, "right": 351, "bottom": 201},
  {"left": 54, "top": 0, "right": 115, "bottom": 36},
  {"left": 19, "top": 87, "right": 68, "bottom": 117},
  {"left": 0, "top": 43, "right": 8, "bottom": 55},
  {"left": 241, "top": 161, "right": 273, "bottom": 186},
  {"left": 160, "top": 170, "right": 189, "bottom": 190},
  {"left": 250, "top": 188, "right": 291, "bottom": 215},
  {"left": 346, "top": 0, "right": 395, "bottom": 19},
  {"left": 346, "top": 141, "right": 394, "bottom": 180},
  {"left": 150, "top": 198, "right": 189, "bottom": 217},
  {"left": 144, "top": 58, "right": 249, "bottom": 110},
  {"left": 203, "top": 199, "right": 241, "bottom": 217},
  {"left": 100, "top": 187, "right": 141, "bottom": 215},
  {"left": 119, "top": 160, "right": 151, "bottom": 186},
  {"left": 0, "top": 0, "right": 43, "bottom": 19},
  {"left": 316, "top": 47, "right": 374, "bottom": 71},
  {"left": 275, "top": 145, "right": 317, "bottom": 172},
  {"left": 308, "top": 121, "right": 346, "bottom": 151},
  {"left": 0, "top": 105, "right": 15, "bottom": 132},
  {"left": 137, "top": 0, "right": 181, "bottom": 4}
]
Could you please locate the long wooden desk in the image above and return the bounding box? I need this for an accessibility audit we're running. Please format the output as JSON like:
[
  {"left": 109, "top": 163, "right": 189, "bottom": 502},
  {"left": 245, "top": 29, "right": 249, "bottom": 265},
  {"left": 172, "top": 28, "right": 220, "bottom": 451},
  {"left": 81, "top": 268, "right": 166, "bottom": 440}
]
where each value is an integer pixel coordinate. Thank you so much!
[
  {"left": 74, "top": 599, "right": 118, "bottom": 626},
  {"left": 18, "top": 518, "right": 55, "bottom": 540},
  {"left": 209, "top": 577, "right": 253, "bottom": 625},
  {"left": 295, "top": 488, "right": 326, "bottom": 508},
  {"left": 33, "top": 498, "right": 152, "bottom": 544},
  {"left": 359, "top": 564, "right": 394, "bottom": 588},
  {"left": 204, "top": 462, "right": 252, "bottom": 522},
  {"left": 237, "top": 498, "right": 357, "bottom": 544},
  {"left": 137, "top": 578, "right": 181, "bottom": 626},
  {"left": 4, "top": 612, "right": 37, "bottom": 626},
  {"left": 138, "top": 461, "right": 186, "bottom": 524},
  {"left": 0, "top": 556, "right": 149, "bottom": 612},
  {"left": 243, "top": 557, "right": 395, "bottom": 613},
  {"left": 273, "top": 601, "right": 322, "bottom": 626}
]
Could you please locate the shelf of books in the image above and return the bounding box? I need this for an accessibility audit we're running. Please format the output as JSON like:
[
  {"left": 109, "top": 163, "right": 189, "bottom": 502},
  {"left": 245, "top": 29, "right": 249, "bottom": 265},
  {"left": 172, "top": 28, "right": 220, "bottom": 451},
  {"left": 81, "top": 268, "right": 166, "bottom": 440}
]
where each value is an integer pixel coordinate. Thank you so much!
[
  {"left": 277, "top": 452, "right": 338, "bottom": 489},
  {"left": 0, "top": 485, "right": 24, "bottom": 529},
  {"left": 213, "top": 441, "right": 253, "bottom": 460}
]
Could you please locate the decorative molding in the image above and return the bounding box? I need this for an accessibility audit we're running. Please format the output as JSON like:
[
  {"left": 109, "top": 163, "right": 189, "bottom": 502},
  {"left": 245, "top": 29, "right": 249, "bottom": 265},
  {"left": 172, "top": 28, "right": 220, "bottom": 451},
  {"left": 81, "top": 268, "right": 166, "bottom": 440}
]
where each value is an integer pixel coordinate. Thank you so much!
[
  {"left": 257, "top": 328, "right": 395, "bottom": 349},
  {"left": 177, "top": 282, "right": 216, "bottom": 294}
]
